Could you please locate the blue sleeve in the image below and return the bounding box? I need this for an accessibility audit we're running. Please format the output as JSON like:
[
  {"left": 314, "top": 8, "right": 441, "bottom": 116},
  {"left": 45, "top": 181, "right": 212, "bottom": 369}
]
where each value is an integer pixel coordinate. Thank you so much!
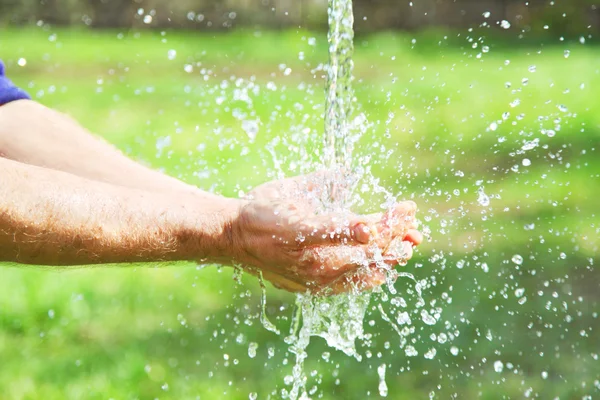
[{"left": 0, "top": 60, "right": 31, "bottom": 105}]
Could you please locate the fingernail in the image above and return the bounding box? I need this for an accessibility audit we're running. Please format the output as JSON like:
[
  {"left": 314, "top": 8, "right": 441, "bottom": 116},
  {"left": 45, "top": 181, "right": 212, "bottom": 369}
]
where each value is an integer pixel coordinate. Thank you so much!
[{"left": 353, "top": 223, "right": 371, "bottom": 243}]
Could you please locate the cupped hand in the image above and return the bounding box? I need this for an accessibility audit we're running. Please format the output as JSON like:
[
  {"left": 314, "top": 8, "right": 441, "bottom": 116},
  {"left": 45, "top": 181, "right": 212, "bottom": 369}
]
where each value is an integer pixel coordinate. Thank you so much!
[{"left": 230, "top": 173, "right": 422, "bottom": 295}]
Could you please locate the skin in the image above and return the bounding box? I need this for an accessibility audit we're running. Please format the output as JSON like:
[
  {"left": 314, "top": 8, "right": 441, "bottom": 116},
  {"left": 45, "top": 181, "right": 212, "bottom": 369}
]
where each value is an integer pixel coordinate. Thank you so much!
[{"left": 0, "top": 100, "right": 422, "bottom": 295}]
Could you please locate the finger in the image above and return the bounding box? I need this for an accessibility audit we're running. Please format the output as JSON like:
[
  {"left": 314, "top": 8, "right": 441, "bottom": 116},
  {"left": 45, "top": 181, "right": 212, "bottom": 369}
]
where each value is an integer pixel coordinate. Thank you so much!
[
  {"left": 378, "top": 201, "right": 417, "bottom": 241},
  {"left": 297, "top": 201, "right": 418, "bottom": 247},
  {"left": 298, "top": 214, "right": 372, "bottom": 245},
  {"left": 382, "top": 239, "right": 414, "bottom": 266},
  {"left": 404, "top": 229, "right": 423, "bottom": 246}
]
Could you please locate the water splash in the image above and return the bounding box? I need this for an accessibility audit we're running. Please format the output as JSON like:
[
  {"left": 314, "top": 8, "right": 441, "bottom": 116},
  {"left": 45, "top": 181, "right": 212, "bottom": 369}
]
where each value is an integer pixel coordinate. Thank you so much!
[
  {"left": 282, "top": 2, "right": 375, "bottom": 398},
  {"left": 258, "top": 271, "right": 281, "bottom": 335},
  {"left": 282, "top": 1, "right": 431, "bottom": 397}
]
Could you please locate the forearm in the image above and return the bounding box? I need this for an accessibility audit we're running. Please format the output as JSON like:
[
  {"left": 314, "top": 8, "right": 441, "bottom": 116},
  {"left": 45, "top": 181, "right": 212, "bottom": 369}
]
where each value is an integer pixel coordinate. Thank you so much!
[
  {"left": 0, "top": 100, "right": 196, "bottom": 193},
  {"left": 0, "top": 156, "right": 239, "bottom": 266}
]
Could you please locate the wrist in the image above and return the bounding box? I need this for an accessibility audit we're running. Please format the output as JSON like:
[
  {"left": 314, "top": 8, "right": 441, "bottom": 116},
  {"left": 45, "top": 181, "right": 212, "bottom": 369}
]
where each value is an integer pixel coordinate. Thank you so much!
[
  {"left": 212, "top": 197, "right": 246, "bottom": 264},
  {"left": 175, "top": 194, "right": 246, "bottom": 265}
]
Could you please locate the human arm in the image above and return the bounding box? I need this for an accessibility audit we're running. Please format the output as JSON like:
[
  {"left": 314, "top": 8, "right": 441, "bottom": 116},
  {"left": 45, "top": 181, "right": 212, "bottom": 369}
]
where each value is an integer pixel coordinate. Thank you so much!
[
  {"left": 0, "top": 155, "right": 421, "bottom": 294},
  {"left": 0, "top": 99, "right": 198, "bottom": 194},
  {"left": 0, "top": 155, "right": 238, "bottom": 265}
]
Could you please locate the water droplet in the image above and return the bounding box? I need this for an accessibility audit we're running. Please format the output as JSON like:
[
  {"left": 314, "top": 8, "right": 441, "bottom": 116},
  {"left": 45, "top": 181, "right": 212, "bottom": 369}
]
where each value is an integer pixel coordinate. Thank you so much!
[
  {"left": 543, "top": 129, "right": 556, "bottom": 138},
  {"left": 511, "top": 254, "right": 523, "bottom": 265},
  {"left": 450, "top": 346, "right": 459, "bottom": 356},
  {"left": 522, "top": 139, "right": 539, "bottom": 151},
  {"left": 481, "top": 263, "right": 489, "bottom": 273},
  {"left": 143, "top": 15, "right": 152, "bottom": 24},
  {"left": 494, "top": 360, "right": 504, "bottom": 373},
  {"left": 522, "top": 158, "right": 531, "bottom": 167},
  {"left": 17, "top": 58, "right": 27, "bottom": 67},
  {"left": 437, "top": 333, "right": 448, "bottom": 344},
  {"left": 167, "top": 49, "right": 177, "bottom": 60},
  {"left": 528, "top": 65, "right": 537, "bottom": 73},
  {"left": 421, "top": 310, "right": 437, "bottom": 326},
  {"left": 483, "top": 11, "right": 491, "bottom": 18},
  {"left": 249, "top": 393, "right": 258, "bottom": 400},
  {"left": 307, "top": 37, "right": 316, "bottom": 46},
  {"left": 424, "top": 348, "right": 437, "bottom": 360},
  {"left": 564, "top": 50, "right": 570, "bottom": 58},
  {"left": 396, "top": 311, "right": 411, "bottom": 325},
  {"left": 48, "top": 309, "right": 55, "bottom": 319},
  {"left": 477, "top": 187, "right": 490, "bottom": 207},
  {"left": 518, "top": 297, "right": 528, "bottom": 305},
  {"left": 500, "top": 20, "right": 511, "bottom": 29},
  {"left": 377, "top": 364, "right": 388, "bottom": 397},
  {"left": 489, "top": 121, "right": 498, "bottom": 131},
  {"left": 557, "top": 104, "right": 568, "bottom": 113},
  {"left": 248, "top": 342, "right": 258, "bottom": 358},
  {"left": 541, "top": 371, "right": 548, "bottom": 380},
  {"left": 242, "top": 119, "right": 260, "bottom": 141},
  {"left": 405, "top": 346, "right": 418, "bottom": 357}
]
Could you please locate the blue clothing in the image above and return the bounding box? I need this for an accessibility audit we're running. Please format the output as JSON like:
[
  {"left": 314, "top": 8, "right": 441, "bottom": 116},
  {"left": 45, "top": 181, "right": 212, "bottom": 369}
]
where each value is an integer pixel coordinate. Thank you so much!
[{"left": 0, "top": 60, "right": 31, "bottom": 105}]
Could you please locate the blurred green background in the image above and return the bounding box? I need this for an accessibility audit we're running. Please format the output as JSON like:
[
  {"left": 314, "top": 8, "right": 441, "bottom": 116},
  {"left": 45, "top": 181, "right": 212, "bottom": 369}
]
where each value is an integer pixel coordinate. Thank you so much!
[{"left": 1, "top": 1, "right": 600, "bottom": 399}]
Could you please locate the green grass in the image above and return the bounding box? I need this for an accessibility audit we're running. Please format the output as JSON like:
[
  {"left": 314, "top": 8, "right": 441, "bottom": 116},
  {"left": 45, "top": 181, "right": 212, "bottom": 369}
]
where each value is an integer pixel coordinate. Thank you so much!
[{"left": 0, "top": 27, "right": 599, "bottom": 399}]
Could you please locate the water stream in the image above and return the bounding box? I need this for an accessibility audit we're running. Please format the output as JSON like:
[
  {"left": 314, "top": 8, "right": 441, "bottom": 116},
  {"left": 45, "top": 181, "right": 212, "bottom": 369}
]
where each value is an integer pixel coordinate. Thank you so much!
[
  {"left": 324, "top": 0, "right": 356, "bottom": 173},
  {"left": 279, "top": 1, "right": 425, "bottom": 398}
]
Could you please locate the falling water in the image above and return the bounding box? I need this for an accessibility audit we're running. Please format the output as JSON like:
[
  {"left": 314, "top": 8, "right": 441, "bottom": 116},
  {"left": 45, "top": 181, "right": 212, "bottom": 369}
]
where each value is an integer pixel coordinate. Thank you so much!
[
  {"left": 283, "top": 1, "right": 409, "bottom": 398},
  {"left": 324, "top": 0, "right": 356, "bottom": 173}
]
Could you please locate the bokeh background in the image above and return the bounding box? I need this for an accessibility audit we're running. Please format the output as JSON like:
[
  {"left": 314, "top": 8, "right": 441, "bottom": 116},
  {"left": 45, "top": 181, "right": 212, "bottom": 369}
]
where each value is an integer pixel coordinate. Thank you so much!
[{"left": 1, "top": 1, "right": 599, "bottom": 399}]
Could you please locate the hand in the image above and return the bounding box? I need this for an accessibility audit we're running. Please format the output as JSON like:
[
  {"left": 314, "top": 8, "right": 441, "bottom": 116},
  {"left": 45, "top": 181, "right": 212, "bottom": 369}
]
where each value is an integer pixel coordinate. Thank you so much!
[{"left": 230, "top": 173, "right": 423, "bottom": 295}]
